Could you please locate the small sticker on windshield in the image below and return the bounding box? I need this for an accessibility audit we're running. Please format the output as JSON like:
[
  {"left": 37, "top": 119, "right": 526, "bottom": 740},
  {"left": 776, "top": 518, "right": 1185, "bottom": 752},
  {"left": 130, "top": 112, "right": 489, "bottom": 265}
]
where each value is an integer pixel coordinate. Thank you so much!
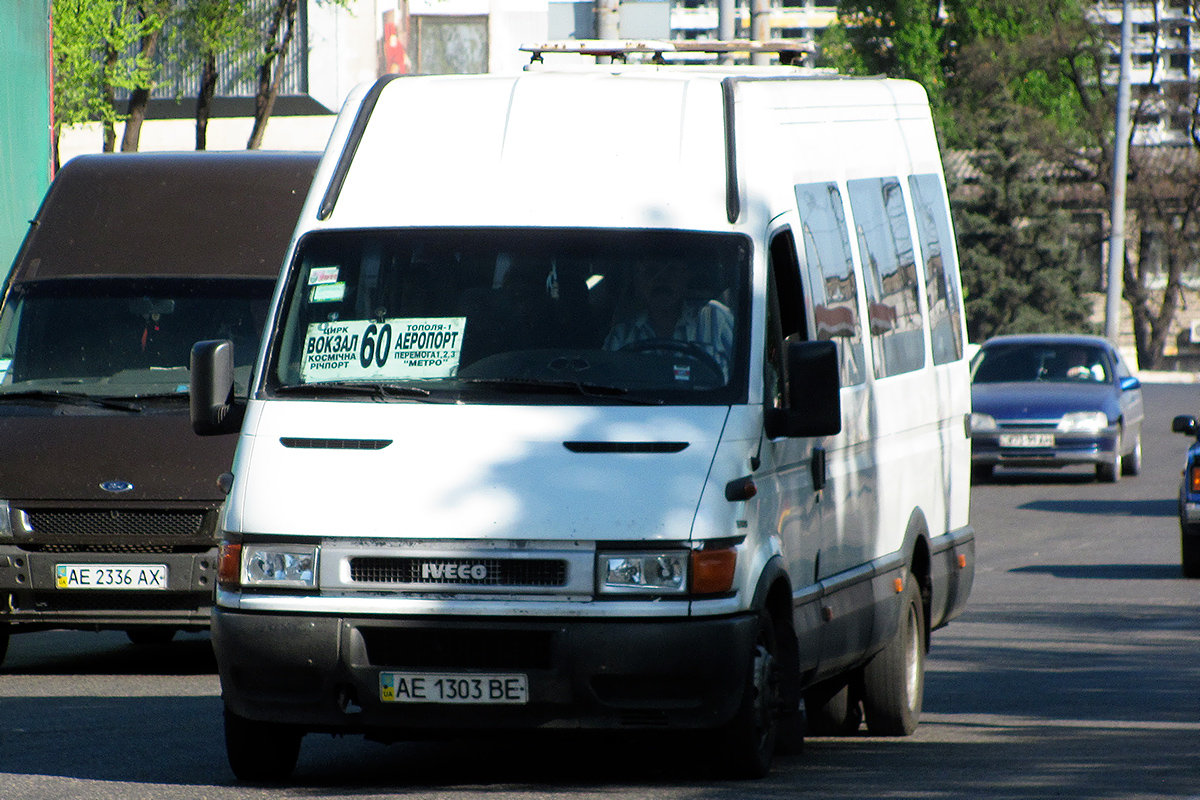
[
  {"left": 673, "top": 365, "right": 691, "bottom": 381},
  {"left": 308, "top": 266, "right": 340, "bottom": 285},
  {"left": 310, "top": 282, "right": 346, "bottom": 303}
]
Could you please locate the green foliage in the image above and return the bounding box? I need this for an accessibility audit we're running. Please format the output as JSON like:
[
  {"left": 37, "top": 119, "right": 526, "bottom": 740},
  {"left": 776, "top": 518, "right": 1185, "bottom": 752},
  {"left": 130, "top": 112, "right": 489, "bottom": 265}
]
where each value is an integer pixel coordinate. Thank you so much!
[
  {"left": 52, "top": 0, "right": 154, "bottom": 129},
  {"left": 951, "top": 107, "right": 1093, "bottom": 341}
]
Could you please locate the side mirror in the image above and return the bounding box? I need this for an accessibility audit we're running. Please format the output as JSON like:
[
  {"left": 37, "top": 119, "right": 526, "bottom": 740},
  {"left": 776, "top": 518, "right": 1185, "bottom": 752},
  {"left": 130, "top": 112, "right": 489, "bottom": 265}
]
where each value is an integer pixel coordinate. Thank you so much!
[
  {"left": 1172, "top": 414, "right": 1198, "bottom": 437},
  {"left": 190, "top": 339, "right": 243, "bottom": 436},
  {"left": 1120, "top": 375, "right": 1141, "bottom": 391},
  {"left": 764, "top": 339, "right": 841, "bottom": 439}
]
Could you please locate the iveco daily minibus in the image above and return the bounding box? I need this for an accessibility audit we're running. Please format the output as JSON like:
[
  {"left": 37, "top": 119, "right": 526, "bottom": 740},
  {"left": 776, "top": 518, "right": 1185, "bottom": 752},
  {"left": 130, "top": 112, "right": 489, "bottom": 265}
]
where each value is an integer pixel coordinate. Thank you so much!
[{"left": 192, "top": 51, "right": 975, "bottom": 780}]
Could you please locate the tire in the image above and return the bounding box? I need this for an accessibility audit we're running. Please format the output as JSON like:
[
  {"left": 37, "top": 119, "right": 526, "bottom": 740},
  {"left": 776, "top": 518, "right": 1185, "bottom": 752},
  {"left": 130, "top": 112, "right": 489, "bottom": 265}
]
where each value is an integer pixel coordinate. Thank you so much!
[
  {"left": 1182, "top": 528, "right": 1200, "bottom": 578},
  {"left": 970, "top": 464, "right": 993, "bottom": 483},
  {"left": 803, "top": 675, "right": 862, "bottom": 736},
  {"left": 1121, "top": 432, "right": 1142, "bottom": 477},
  {"left": 126, "top": 627, "right": 176, "bottom": 646},
  {"left": 1096, "top": 446, "right": 1121, "bottom": 483},
  {"left": 714, "top": 612, "right": 781, "bottom": 778},
  {"left": 861, "top": 577, "right": 926, "bottom": 737},
  {"left": 224, "top": 706, "right": 303, "bottom": 783},
  {"left": 0, "top": 623, "right": 9, "bottom": 668}
]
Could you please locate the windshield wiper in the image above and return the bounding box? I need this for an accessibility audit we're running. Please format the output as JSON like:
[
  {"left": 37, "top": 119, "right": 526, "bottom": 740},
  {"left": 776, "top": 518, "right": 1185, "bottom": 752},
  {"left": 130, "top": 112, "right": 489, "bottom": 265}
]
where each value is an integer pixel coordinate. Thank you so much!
[
  {"left": 0, "top": 389, "right": 143, "bottom": 412},
  {"left": 460, "top": 378, "right": 662, "bottom": 405},
  {"left": 274, "top": 382, "right": 435, "bottom": 401}
]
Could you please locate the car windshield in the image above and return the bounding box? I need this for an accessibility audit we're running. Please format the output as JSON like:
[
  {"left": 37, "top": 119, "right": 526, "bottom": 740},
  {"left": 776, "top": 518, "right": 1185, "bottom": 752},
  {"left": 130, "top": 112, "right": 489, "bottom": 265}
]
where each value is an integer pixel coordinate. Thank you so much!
[
  {"left": 972, "top": 342, "right": 1111, "bottom": 385},
  {"left": 0, "top": 278, "right": 275, "bottom": 398},
  {"left": 267, "top": 228, "right": 751, "bottom": 404}
]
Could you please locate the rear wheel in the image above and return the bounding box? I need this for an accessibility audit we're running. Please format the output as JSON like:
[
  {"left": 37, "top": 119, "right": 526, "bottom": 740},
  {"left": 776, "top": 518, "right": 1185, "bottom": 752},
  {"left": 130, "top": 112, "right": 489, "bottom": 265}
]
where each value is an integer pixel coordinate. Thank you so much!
[
  {"left": 224, "top": 706, "right": 303, "bottom": 783},
  {"left": 861, "top": 577, "right": 926, "bottom": 736},
  {"left": 714, "top": 612, "right": 781, "bottom": 778}
]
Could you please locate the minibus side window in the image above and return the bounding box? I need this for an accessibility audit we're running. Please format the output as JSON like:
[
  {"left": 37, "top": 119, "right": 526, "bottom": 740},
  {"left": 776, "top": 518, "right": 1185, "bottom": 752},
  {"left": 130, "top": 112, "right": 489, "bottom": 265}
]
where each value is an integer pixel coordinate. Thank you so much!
[
  {"left": 908, "top": 173, "right": 964, "bottom": 365},
  {"left": 847, "top": 177, "right": 925, "bottom": 379},
  {"left": 795, "top": 182, "right": 866, "bottom": 386}
]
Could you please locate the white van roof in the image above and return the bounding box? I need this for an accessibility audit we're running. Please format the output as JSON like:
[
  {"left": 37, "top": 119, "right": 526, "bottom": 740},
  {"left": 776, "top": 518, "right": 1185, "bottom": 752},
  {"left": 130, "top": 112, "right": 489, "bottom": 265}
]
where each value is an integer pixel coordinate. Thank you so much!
[{"left": 311, "top": 69, "right": 935, "bottom": 233}]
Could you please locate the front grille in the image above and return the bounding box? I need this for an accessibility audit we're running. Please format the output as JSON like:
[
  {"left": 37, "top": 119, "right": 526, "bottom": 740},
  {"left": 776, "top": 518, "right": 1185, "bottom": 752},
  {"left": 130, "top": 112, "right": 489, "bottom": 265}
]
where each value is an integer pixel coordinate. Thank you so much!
[
  {"left": 25, "top": 510, "right": 206, "bottom": 538},
  {"left": 360, "top": 626, "right": 555, "bottom": 669},
  {"left": 349, "top": 556, "right": 568, "bottom": 587},
  {"left": 27, "top": 543, "right": 202, "bottom": 555}
]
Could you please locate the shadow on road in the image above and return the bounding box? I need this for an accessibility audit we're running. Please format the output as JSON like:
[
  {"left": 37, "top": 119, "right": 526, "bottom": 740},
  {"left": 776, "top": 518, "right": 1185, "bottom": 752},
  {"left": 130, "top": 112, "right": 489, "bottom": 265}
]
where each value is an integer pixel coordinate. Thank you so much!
[
  {"left": 1009, "top": 563, "right": 1182, "bottom": 580},
  {"left": 1016, "top": 498, "right": 1177, "bottom": 518}
]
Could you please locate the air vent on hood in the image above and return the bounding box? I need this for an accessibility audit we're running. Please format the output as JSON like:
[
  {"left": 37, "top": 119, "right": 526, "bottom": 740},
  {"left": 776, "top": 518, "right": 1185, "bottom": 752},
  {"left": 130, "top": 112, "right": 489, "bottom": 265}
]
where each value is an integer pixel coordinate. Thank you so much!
[
  {"left": 280, "top": 437, "right": 393, "bottom": 450},
  {"left": 563, "top": 441, "right": 689, "bottom": 453}
]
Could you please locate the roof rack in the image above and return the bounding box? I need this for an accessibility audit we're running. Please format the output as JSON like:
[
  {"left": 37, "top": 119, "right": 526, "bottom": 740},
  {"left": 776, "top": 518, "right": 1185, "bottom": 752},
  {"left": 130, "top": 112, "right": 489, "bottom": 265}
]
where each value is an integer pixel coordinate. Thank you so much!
[{"left": 521, "top": 39, "right": 815, "bottom": 66}]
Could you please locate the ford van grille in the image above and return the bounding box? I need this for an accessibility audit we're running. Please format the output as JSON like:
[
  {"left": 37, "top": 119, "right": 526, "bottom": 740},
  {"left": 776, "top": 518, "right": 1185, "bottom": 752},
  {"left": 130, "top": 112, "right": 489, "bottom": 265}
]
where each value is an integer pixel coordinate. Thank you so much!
[
  {"left": 349, "top": 556, "right": 568, "bottom": 587},
  {"left": 24, "top": 510, "right": 206, "bottom": 539}
]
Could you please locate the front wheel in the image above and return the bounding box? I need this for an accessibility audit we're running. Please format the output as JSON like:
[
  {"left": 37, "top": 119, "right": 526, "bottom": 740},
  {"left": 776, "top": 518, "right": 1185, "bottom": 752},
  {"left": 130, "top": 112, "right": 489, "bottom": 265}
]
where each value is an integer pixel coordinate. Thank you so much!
[
  {"left": 1182, "top": 526, "right": 1200, "bottom": 578},
  {"left": 713, "top": 612, "right": 781, "bottom": 778},
  {"left": 224, "top": 706, "right": 304, "bottom": 783},
  {"left": 861, "top": 577, "right": 926, "bottom": 736},
  {"left": 1121, "top": 432, "right": 1142, "bottom": 476}
]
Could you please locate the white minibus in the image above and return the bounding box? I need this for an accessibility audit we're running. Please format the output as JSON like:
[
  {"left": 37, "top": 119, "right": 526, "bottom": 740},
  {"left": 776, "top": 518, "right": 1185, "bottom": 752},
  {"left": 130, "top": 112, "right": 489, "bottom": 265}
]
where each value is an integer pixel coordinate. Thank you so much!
[{"left": 192, "top": 53, "right": 975, "bottom": 781}]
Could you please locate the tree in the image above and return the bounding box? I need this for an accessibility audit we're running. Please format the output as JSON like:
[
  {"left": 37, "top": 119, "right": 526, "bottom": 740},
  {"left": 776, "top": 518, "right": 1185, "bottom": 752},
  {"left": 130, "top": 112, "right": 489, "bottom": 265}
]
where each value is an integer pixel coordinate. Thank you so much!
[
  {"left": 119, "top": 0, "right": 175, "bottom": 152},
  {"left": 175, "top": 0, "right": 256, "bottom": 149},
  {"left": 51, "top": 0, "right": 160, "bottom": 160},
  {"left": 951, "top": 104, "right": 1093, "bottom": 342}
]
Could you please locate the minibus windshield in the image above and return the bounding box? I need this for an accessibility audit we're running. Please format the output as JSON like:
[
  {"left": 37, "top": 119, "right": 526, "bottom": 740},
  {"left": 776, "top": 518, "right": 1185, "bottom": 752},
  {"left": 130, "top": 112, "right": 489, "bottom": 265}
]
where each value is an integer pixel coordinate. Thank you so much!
[
  {"left": 0, "top": 278, "right": 274, "bottom": 398},
  {"left": 269, "top": 228, "right": 751, "bottom": 404}
]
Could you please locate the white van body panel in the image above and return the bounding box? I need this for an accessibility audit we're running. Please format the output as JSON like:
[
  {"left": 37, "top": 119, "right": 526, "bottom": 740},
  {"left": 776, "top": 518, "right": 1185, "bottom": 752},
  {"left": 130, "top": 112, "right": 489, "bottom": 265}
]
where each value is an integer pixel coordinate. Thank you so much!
[{"left": 228, "top": 400, "right": 733, "bottom": 544}]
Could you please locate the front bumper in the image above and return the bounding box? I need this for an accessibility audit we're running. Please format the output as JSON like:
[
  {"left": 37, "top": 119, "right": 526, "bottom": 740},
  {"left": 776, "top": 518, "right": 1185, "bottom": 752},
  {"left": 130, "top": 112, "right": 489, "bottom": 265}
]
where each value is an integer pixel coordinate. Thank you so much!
[
  {"left": 0, "top": 546, "right": 216, "bottom": 629},
  {"left": 213, "top": 608, "right": 757, "bottom": 734},
  {"left": 971, "top": 429, "right": 1118, "bottom": 468}
]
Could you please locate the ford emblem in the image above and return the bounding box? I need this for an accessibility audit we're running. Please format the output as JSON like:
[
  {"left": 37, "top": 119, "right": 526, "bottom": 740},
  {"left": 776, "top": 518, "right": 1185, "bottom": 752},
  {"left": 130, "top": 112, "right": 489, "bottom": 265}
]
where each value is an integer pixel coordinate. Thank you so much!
[{"left": 100, "top": 480, "right": 134, "bottom": 493}]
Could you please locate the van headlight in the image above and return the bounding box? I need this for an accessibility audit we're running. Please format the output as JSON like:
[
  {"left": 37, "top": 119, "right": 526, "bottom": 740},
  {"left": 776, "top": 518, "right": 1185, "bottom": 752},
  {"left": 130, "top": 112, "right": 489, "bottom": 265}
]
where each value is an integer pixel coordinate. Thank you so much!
[
  {"left": 231, "top": 543, "right": 319, "bottom": 589},
  {"left": 597, "top": 546, "right": 738, "bottom": 596},
  {"left": 1057, "top": 411, "right": 1109, "bottom": 434},
  {"left": 598, "top": 551, "right": 688, "bottom": 595},
  {"left": 0, "top": 501, "right": 11, "bottom": 541}
]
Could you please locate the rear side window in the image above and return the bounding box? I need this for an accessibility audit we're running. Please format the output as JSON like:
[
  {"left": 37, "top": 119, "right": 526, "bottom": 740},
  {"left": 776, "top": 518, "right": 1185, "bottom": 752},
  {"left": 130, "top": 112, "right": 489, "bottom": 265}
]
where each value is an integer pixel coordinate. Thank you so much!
[
  {"left": 847, "top": 177, "right": 925, "bottom": 379},
  {"left": 795, "top": 182, "right": 866, "bottom": 387},
  {"left": 908, "top": 174, "right": 964, "bottom": 365}
]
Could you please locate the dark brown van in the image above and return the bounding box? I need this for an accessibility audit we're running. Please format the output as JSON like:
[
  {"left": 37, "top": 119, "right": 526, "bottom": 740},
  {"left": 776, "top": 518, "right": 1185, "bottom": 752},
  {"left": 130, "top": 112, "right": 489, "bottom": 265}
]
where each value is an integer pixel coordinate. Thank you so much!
[{"left": 0, "top": 151, "right": 318, "bottom": 663}]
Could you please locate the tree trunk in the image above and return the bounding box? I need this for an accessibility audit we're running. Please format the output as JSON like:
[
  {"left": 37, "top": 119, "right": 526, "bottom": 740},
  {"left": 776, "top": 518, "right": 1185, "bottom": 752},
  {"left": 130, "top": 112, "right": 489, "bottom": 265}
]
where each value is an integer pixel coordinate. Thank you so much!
[
  {"left": 103, "top": 45, "right": 118, "bottom": 152},
  {"left": 247, "top": 0, "right": 298, "bottom": 150},
  {"left": 196, "top": 51, "right": 218, "bottom": 151},
  {"left": 121, "top": 24, "right": 162, "bottom": 153}
]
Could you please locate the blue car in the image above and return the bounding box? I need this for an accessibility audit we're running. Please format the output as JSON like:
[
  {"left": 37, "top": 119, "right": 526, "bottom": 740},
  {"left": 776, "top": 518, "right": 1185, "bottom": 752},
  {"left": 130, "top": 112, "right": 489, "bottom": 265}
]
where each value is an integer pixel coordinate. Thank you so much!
[
  {"left": 969, "top": 334, "right": 1144, "bottom": 483},
  {"left": 1170, "top": 415, "right": 1200, "bottom": 577}
]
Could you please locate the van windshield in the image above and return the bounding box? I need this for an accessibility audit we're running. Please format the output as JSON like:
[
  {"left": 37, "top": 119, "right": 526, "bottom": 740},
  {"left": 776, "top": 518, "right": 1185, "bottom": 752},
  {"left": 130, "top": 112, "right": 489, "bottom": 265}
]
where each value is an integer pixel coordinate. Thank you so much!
[
  {"left": 0, "top": 278, "right": 275, "bottom": 398},
  {"left": 269, "top": 228, "right": 751, "bottom": 404}
]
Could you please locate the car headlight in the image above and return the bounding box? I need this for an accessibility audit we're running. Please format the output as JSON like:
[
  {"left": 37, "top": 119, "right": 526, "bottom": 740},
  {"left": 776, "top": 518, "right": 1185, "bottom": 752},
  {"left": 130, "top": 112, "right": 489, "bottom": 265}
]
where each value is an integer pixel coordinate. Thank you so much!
[
  {"left": 1057, "top": 411, "right": 1109, "bottom": 433},
  {"left": 0, "top": 500, "right": 11, "bottom": 542},
  {"left": 220, "top": 542, "right": 318, "bottom": 589},
  {"left": 969, "top": 412, "right": 998, "bottom": 433}
]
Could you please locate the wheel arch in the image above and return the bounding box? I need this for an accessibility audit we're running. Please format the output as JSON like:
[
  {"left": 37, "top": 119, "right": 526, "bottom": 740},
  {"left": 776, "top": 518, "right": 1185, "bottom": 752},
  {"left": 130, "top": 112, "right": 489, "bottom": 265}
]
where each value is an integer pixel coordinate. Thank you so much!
[{"left": 751, "top": 555, "right": 801, "bottom": 709}]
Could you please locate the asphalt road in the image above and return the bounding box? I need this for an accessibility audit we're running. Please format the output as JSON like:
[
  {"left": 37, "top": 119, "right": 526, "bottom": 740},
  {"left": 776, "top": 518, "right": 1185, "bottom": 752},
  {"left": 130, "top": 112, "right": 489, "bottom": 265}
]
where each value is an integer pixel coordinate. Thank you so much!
[{"left": 1, "top": 381, "right": 1198, "bottom": 799}]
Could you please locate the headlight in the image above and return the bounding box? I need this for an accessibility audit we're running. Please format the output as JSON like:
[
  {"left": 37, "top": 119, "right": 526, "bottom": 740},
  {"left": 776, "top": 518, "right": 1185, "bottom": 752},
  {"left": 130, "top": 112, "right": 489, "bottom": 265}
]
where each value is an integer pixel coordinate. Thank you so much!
[
  {"left": 597, "top": 546, "right": 738, "bottom": 596},
  {"left": 234, "top": 543, "right": 319, "bottom": 589},
  {"left": 598, "top": 551, "right": 688, "bottom": 595},
  {"left": 969, "top": 412, "right": 997, "bottom": 433},
  {"left": 1057, "top": 411, "right": 1109, "bottom": 433}
]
